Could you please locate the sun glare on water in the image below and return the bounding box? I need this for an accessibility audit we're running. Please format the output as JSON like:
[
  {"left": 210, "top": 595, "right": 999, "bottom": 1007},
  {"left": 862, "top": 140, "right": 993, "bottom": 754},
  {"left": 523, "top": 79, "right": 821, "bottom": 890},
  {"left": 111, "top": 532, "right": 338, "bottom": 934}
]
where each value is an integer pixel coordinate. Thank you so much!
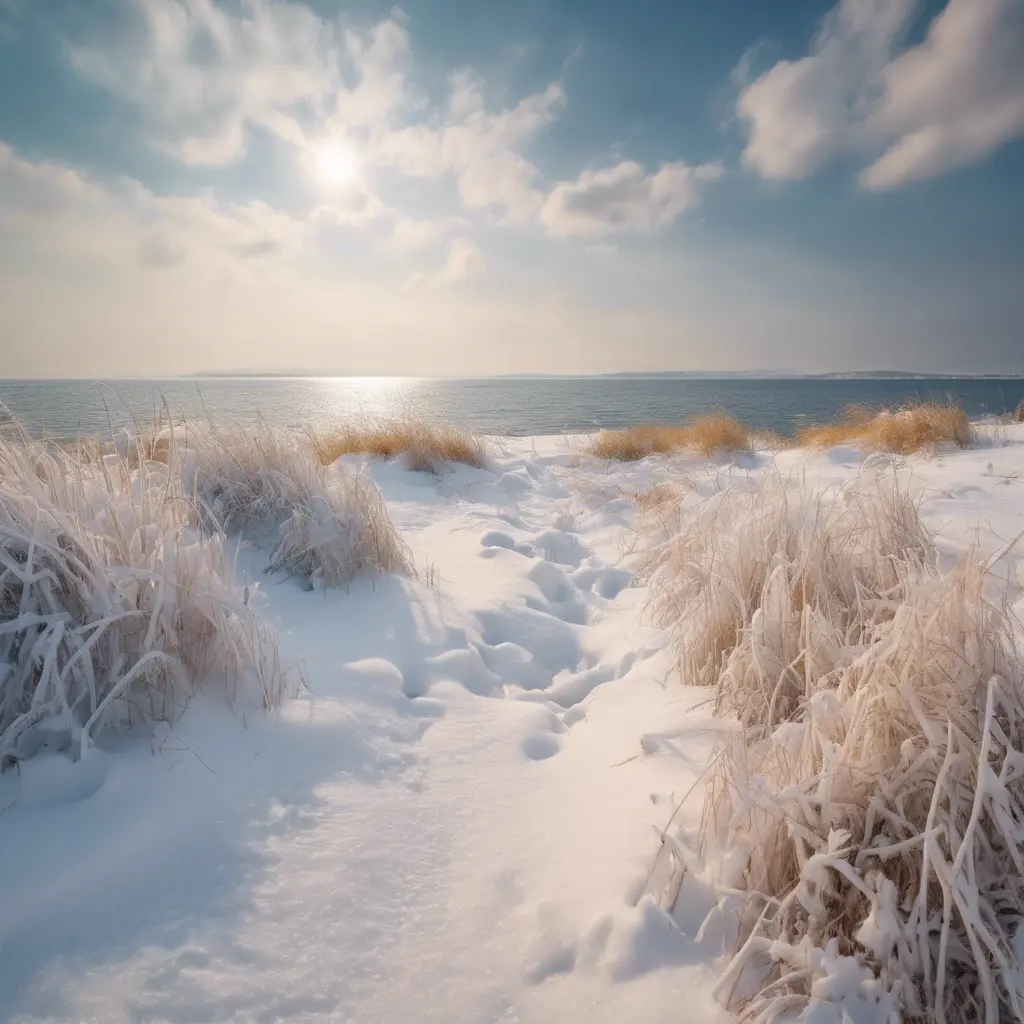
[{"left": 315, "top": 143, "right": 360, "bottom": 187}]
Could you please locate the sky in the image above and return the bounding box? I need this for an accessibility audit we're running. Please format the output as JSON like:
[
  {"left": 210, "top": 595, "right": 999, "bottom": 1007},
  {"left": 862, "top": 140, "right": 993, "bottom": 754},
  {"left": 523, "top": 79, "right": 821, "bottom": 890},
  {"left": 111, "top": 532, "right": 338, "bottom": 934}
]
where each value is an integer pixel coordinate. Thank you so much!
[{"left": 0, "top": 0, "right": 1022, "bottom": 377}]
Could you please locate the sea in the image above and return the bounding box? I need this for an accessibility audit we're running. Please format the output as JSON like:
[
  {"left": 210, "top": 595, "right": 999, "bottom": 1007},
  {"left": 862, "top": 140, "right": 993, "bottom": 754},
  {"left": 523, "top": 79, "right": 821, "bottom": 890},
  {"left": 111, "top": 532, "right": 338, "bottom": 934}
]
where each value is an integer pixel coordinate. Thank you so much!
[{"left": 1, "top": 377, "right": 1023, "bottom": 440}]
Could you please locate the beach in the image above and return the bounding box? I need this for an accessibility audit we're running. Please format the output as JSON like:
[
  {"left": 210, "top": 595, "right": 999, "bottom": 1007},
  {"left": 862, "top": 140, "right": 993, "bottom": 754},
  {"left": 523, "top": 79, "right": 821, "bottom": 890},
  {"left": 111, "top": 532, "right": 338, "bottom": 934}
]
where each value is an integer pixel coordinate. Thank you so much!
[{"left": 3, "top": 422, "right": 1024, "bottom": 1023}]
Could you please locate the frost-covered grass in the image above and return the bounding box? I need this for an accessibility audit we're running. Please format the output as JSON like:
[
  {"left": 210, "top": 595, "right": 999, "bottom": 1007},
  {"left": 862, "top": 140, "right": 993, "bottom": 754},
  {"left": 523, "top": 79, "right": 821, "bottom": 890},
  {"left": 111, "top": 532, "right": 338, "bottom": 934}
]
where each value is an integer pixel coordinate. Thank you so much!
[
  {"left": 0, "top": 425, "right": 292, "bottom": 765},
  {"left": 175, "top": 418, "right": 411, "bottom": 587},
  {"left": 650, "top": 468, "right": 930, "bottom": 723},
  {"left": 650, "top": 469, "right": 1024, "bottom": 1022},
  {"left": 798, "top": 402, "right": 974, "bottom": 454},
  {"left": 0, "top": 416, "right": 410, "bottom": 764},
  {"left": 314, "top": 420, "right": 489, "bottom": 473},
  {"left": 591, "top": 412, "right": 751, "bottom": 461}
]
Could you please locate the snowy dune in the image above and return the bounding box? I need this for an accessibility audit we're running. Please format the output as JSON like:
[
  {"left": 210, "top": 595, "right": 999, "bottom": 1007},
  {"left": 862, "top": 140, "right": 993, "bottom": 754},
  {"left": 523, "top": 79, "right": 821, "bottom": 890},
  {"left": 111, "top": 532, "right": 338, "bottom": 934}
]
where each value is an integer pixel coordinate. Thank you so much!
[{"left": 3, "top": 426, "right": 1024, "bottom": 1023}]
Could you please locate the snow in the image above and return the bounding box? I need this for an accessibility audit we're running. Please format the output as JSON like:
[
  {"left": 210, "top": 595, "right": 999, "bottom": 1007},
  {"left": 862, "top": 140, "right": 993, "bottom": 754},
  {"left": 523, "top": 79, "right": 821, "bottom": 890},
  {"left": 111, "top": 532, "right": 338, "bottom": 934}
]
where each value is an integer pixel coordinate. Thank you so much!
[{"left": 3, "top": 426, "right": 1024, "bottom": 1023}]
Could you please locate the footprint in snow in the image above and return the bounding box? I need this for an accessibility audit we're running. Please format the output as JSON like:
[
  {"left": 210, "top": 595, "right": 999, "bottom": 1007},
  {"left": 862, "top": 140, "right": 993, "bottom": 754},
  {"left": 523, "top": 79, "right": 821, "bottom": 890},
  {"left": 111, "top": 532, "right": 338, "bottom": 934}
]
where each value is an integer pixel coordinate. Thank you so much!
[
  {"left": 520, "top": 733, "right": 561, "bottom": 761},
  {"left": 479, "top": 530, "right": 539, "bottom": 560}
]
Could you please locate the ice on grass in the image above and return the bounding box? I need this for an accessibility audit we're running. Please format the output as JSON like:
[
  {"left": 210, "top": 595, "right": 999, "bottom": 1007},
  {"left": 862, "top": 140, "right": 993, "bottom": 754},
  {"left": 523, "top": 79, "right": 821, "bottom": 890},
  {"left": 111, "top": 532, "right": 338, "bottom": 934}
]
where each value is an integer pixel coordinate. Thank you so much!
[
  {"left": 3, "top": 423, "right": 1024, "bottom": 1024},
  {"left": 0, "top": 417, "right": 408, "bottom": 762},
  {"left": 650, "top": 461, "right": 1024, "bottom": 1023}
]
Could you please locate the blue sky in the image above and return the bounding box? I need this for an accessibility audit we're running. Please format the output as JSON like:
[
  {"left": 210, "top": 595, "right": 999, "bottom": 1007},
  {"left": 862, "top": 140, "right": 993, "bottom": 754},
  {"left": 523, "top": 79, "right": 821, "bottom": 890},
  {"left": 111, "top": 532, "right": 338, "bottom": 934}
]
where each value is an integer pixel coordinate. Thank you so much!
[{"left": 0, "top": 0, "right": 1021, "bottom": 376}]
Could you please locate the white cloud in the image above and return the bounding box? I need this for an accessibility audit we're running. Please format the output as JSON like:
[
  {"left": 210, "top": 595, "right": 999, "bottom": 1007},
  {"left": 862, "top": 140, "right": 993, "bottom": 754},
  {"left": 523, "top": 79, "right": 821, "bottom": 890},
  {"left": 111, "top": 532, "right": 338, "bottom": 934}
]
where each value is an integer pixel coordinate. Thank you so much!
[
  {"left": 860, "top": 0, "right": 1024, "bottom": 189},
  {"left": 0, "top": 143, "right": 306, "bottom": 270},
  {"left": 541, "top": 160, "right": 722, "bottom": 237},
  {"left": 66, "top": 0, "right": 565, "bottom": 223},
  {"left": 60, "top": 0, "right": 723, "bottom": 260},
  {"left": 311, "top": 188, "right": 388, "bottom": 228},
  {"left": 407, "top": 237, "right": 485, "bottom": 288},
  {"left": 440, "top": 237, "right": 485, "bottom": 283},
  {"left": 329, "top": 17, "right": 412, "bottom": 131},
  {"left": 737, "top": 0, "right": 1024, "bottom": 188},
  {"left": 2, "top": 139, "right": 1020, "bottom": 378},
  {"left": 391, "top": 216, "right": 465, "bottom": 248},
  {"left": 737, "top": 0, "right": 916, "bottom": 181},
  {"left": 68, "top": 0, "right": 408, "bottom": 166},
  {"left": 66, "top": 1, "right": 574, "bottom": 225},
  {"left": 371, "top": 77, "right": 567, "bottom": 221}
]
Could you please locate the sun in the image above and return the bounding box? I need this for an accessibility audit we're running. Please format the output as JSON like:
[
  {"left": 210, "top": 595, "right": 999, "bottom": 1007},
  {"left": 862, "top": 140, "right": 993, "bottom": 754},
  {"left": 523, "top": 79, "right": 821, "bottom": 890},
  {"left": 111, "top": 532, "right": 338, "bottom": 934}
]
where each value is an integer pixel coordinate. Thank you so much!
[{"left": 315, "top": 143, "right": 360, "bottom": 187}]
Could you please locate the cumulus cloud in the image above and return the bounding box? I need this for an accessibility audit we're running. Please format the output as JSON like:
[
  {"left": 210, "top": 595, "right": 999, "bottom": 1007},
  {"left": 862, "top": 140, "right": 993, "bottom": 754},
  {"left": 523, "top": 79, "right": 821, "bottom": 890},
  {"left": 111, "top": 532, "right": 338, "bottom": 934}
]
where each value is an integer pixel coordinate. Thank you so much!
[
  {"left": 371, "top": 76, "right": 567, "bottom": 221},
  {"left": 737, "top": 0, "right": 1024, "bottom": 188},
  {"left": 66, "top": 1, "right": 574, "bottom": 225},
  {"left": 68, "top": 0, "right": 408, "bottom": 165},
  {"left": 329, "top": 18, "right": 411, "bottom": 130},
  {"left": 541, "top": 160, "right": 722, "bottom": 237},
  {"left": 311, "top": 188, "right": 388, "bottom": 228},
  {"left": 392, "top": 217, "right": 445, "bottom": 248},
  {"left": 407, "top": 237, "right": 485, "bottom": 288},
  {"left": 60, "top": 0, "right": 721, "bottom": 258},
  {"left": 0, "top": 143, "right": 306, "bottom": 270},
  {"left": 438, "top": 237, "right": 485, "bottom": 283},
  {"left": 391, "top": 216, "right": 467, "bottom": 248},
  {"left": 860, "top": 0, "right": 1024, "bottom": 189}
]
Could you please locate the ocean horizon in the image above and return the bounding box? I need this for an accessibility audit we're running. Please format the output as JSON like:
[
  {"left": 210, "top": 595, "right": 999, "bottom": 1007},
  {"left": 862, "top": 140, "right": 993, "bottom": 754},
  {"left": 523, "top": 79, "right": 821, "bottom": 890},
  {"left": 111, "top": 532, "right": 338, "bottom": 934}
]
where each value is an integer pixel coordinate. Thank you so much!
[{"left": 2, "top": 375, "right": 1023, "bottom": 441}]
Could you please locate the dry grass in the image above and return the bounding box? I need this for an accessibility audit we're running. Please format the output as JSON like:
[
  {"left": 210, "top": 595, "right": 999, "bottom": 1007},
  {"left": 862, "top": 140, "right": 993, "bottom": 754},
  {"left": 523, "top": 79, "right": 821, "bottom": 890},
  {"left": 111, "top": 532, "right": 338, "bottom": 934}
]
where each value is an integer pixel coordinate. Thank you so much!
[
  {"left": 650, "top": 470, "right": 930, "bottom": 718},
  {"left": 591, "top": 412, "right": 751, "bottom": 461},
  {"left": 1014, "top": 398, "right": 1024, "bottom": 423},
  {"left": 750, "top": 430, "right": 790, "bottom": 453},
  {"left": 177, "top": 418, "right": 412, "bottom": 587},
  {"left": 798, "top": 402, "right": 973, "bottom": 454},
  {"left": 648, "top": 471, "right": 1024, "bottom": 1022},
  {"left": 633, "top": 484, "right": 680, "bottom": 513},
  {"left": 0, "top": 423, "right": 296, "bottom": 764},
  {"left": 315, "top": 421, "right": 488, "bottom": 472},
  {"left": 0, "top": 414, "right": 415, "bottom": 762},
  {"left": 72, "top": 417, "right": 412, "bottom": 586}
]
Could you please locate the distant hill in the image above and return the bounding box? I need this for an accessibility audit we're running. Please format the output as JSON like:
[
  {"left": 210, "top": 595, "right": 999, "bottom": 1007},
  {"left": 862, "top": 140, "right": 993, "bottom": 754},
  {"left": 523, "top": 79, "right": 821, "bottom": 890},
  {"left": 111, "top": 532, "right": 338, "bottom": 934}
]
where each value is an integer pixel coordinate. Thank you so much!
[
  {"left": 187, "top": 369, "right": 1024, "bottom": 381},
  {"left": 497, "top": 370, "right": 1024, "bottom": 380}
]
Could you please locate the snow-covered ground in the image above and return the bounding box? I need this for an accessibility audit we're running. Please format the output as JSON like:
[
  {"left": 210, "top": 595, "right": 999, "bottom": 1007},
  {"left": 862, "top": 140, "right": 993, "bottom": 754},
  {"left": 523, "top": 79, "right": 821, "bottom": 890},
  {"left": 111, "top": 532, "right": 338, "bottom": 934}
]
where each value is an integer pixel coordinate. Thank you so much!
[{"left": 3, "top": 427, "right": 1024, "bottom": 1024}]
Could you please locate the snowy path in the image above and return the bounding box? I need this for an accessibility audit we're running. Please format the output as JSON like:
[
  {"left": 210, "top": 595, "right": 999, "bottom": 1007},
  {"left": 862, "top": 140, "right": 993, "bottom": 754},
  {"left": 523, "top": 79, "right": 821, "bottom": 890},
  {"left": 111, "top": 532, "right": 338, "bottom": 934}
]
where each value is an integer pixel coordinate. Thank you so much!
[
  {"left": 5, "top": 431, "right": 1023, "bottom": 1024},
  {"left": 0, "top": 438, "right": 732, "bottom": 1024}
]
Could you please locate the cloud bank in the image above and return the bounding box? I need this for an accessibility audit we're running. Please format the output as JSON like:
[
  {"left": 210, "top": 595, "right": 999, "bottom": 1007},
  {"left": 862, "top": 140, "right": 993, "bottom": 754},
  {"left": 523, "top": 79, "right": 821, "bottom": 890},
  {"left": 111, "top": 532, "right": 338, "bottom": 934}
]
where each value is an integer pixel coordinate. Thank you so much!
[
  {"left": 67, "top": 0, "right": 716, "bottom": 243},
  {"left": 738, "top": 0, "right": 1024, "bottom": 189}
]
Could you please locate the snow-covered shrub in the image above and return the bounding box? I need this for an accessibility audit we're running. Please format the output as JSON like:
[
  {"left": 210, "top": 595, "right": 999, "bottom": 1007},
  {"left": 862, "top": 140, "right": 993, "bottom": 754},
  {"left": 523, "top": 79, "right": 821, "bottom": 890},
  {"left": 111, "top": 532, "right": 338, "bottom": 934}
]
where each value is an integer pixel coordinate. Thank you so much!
[
  {"left": 175, "top": 418, "right": 411, "bottom": 587},
  {"left": 0, "top": 427, "right": 291, "bottom": 764},
  {"left": 651, "top": 470, "right": 1024, "bottom": 1023}
]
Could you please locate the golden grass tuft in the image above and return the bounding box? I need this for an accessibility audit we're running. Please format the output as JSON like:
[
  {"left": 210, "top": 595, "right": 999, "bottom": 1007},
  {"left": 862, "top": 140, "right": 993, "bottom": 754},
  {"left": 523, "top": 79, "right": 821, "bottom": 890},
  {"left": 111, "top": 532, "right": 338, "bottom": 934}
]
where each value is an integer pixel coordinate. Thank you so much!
[
  {"left": 1015, "top": 398, "right": 1024, "bottom": 423},
  {"left": 633, "top": 483, "right": 679, "bottom": 513},
  {"left": 315, "top": 422, "right": 488, "bottom": 472},
  {"left": 590, "top": 411, "right": 750, "bottom": 461},
  {"left": 798, "top": 401, "right": 973, "bottom": 453},
  {"left": 750, "top": 429, "right": 791, "bottom": 452}
]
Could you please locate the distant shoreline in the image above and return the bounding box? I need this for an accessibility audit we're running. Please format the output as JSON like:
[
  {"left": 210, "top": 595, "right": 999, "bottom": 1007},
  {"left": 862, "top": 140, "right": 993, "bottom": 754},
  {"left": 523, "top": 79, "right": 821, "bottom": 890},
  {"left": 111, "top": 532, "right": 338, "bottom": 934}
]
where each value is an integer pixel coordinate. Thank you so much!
[{"left": 6, "top": 371, "right": 1017, "bottom": 382}]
